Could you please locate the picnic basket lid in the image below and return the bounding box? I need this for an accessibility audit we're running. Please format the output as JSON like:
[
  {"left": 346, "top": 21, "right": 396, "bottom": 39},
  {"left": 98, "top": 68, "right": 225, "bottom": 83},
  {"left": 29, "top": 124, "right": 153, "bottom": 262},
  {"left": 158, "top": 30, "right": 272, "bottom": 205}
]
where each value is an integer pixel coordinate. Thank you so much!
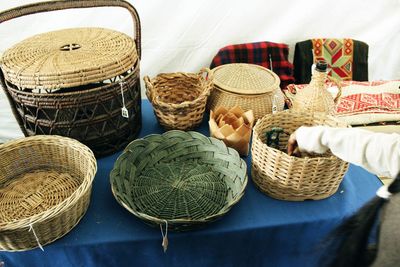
[
  {"left": 1, "top": 27, "right": 138, "bottom": 91},
  {"left": 212, "top": 63, "right": 280, "bottom": 95}
]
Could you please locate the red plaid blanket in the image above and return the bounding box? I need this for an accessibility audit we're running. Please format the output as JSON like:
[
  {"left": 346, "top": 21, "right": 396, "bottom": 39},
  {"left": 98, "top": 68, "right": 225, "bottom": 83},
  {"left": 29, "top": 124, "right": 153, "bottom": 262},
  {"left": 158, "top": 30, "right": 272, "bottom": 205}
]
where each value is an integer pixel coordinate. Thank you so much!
[{"left": 210, "top": 41, "right": 294, "bottom": 89}]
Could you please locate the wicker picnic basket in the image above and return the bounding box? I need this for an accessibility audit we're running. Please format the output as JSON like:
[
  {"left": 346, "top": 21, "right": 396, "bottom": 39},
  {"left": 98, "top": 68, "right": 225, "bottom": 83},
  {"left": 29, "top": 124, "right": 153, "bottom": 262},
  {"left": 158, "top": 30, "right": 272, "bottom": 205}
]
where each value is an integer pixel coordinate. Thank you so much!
[
  {"left": 110, "top": 130, "right": 247, "bottom": 232},
  {"left": 251, "top": 110, "right": 349, "bottom": 201},
  {"left": 0, "top": 135, "right": 97, "bottom": 251},
  {"left": 144, "top": 68, "right": 213, "bottom": 130},
  {"left": 0, "top": 0, "right": 142, "bottom": 157},
  {"left": 208, "top": 63, "right": 285, "bottom": 120}
]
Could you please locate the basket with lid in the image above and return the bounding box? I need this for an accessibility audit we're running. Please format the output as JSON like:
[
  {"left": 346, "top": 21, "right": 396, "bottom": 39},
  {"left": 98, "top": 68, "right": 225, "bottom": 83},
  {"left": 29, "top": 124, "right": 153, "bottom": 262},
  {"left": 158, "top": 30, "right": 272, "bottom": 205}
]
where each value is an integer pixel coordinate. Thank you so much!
[
  {"left": 208, "top": 63, "right": 285, "bottom": 120},
  {"left": 251, "top": 110, "right": 349, "bottom": 201},
  {"left": 0, "top": 0, "right": 142, "bottom": 157}
]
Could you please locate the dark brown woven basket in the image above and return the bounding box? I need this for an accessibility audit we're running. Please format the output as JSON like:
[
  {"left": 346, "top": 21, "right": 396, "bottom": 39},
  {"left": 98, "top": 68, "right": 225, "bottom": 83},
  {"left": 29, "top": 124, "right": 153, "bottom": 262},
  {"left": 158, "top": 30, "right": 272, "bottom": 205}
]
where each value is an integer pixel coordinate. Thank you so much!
[{"left": 0, "top": 0, "right": 142, "bottom": 157}]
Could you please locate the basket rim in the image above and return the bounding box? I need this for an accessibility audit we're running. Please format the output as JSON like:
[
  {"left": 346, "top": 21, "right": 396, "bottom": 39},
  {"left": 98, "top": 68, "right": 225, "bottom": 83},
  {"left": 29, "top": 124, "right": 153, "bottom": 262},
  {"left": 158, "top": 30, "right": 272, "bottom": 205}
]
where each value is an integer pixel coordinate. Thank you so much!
[
  {"left": 110, "top": 130, "right": 248, "bottom": 226},
  {"left": 144, "top": 71, "right": 213, "bottom": 109},
  {"left": 213, "top": 84, "right": 275, "bottom": 97},
  {"left": 252, "top": 110, "right": 349, "bottom": 161},
  {"left": 4, "top": 61, "right": 140, "bottom": 96},
  {"left": 211, "top": 63, "right": 280, "bottom": 95},
  {"left": 0, "top": 135, "right": 97, "bottom": 231}
]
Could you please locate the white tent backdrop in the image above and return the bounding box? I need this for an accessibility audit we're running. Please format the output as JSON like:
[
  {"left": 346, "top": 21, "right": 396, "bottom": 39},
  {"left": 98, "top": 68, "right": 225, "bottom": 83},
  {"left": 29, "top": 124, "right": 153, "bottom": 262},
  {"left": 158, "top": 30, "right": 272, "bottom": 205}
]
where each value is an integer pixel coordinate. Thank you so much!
[{"left": 0, "top": 0, "right": 399, "bottom": 141}]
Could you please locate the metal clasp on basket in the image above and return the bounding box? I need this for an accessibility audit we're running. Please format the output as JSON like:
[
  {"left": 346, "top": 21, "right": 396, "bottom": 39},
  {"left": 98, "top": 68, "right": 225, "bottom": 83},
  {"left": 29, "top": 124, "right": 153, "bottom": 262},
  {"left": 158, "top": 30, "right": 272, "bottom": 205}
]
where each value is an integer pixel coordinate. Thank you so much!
[{"left": 119, "top": 81, "right": 129, "bottom": 119}]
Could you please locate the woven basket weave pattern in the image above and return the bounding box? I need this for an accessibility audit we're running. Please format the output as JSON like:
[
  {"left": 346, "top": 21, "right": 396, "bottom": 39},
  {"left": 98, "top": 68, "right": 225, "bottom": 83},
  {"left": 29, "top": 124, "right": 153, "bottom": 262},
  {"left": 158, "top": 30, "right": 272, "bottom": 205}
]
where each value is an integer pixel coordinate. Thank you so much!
[
  {"left": 1, "top": 28, "right": 138, "bottom": 91},
  {"left": 208, "top": 87, "right": 285, "bottom": 120},
  {"left": 0, "top": 135, "right": 97, "bottom": 251},
  {"left": 208, "top": 64, "right": 285, "bottom": 120},
  {"left": 110, "top": 131, "right": 247, "bottom": 231},
  {"left": 144, "top": 69, "right": 213, "bottom": 130},
  {"left": 4, "top": 66, "right": 141, "bottom": 157},
  {"left": 0, "top": 0, "right": 142, "bottom": 157},
  {"left": 251, "top": 111, "right": 349, "bottom": 201}
]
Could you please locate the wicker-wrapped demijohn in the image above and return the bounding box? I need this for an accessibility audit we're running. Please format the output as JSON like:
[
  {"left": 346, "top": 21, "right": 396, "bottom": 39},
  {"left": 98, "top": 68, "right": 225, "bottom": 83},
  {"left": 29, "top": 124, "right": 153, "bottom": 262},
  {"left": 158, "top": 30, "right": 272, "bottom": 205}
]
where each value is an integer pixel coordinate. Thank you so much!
[{"left": 291, "top": 60, "right": 342, "bottom": 115}]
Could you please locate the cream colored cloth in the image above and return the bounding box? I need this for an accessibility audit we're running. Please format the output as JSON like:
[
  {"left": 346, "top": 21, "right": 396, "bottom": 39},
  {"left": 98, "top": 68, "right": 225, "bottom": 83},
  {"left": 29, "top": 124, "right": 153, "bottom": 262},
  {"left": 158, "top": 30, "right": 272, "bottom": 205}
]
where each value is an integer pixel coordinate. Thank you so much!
[{"left": 295, "top": 126, "right": 400, "bottom": 178}]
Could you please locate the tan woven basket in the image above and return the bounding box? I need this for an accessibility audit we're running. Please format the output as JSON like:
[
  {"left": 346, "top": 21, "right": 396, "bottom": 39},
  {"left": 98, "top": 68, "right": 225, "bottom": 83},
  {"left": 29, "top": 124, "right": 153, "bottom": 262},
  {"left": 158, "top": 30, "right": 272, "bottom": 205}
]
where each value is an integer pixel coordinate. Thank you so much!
[
  {"left": 251, "top": 110, "right": 349, "bottom": 201},
  {"left": 144, "top": 68, "right": 213, "bottom": 130},
  {"left": 208, "top": 63, "right": 285, "bottom": 120},
  {"left": 0, "top": 135, "right": 97, "bottom": 251}
]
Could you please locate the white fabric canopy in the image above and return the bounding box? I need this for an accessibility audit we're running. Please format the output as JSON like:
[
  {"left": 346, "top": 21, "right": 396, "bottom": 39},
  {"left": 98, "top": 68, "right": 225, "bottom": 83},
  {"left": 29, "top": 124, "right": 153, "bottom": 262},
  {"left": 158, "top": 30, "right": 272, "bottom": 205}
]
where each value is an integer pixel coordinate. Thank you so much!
[{"left": 0, "top": 0, "right": 399, "bottom": 141}]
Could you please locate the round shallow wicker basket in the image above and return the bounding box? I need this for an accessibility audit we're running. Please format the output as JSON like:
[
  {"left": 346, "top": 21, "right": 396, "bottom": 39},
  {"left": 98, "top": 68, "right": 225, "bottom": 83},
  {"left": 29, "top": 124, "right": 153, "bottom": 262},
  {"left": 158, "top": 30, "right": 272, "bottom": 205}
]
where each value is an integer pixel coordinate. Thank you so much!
[
  {"left": 110, "top": 130, "right": 247, "bottom": 231},
  {"left": 208, "top": 63, "right": 285, "bottom": 120},
  {"left": 251, "top": 110, "right": 349, "bottom": 201},
  {"left": 0, "top": 135, "right": 97, "bottom": 251},
  {"left": 144, "top": 69, "right": 213, "bottom": 130},
  {"left": 0, "top": 0, "right": 142, "bottom": 157}
]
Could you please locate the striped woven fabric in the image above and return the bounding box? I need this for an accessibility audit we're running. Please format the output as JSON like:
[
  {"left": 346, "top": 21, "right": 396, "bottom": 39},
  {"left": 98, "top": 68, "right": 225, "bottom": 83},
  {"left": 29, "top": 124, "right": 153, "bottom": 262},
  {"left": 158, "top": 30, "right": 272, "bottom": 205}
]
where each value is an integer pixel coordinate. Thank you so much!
[{"left": 210, "top": 41, "right": 294, "bottom": 89}]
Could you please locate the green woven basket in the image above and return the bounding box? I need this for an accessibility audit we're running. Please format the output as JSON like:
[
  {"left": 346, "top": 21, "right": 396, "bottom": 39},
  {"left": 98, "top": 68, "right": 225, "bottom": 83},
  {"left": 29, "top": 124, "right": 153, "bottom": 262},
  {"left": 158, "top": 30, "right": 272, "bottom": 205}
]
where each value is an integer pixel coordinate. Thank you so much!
[{"left": 110, "top": 130, "right": 247, "bottom": 231}]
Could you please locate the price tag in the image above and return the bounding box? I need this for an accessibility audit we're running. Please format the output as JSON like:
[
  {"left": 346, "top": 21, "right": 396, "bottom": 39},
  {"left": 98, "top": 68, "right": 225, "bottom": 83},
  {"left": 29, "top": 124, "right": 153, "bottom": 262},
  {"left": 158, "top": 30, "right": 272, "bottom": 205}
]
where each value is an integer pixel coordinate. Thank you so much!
[
  {"left": 121, "top": 107, "right": 129, "bottom": 118},
  {"left": 120, "top": 81, "right": 129, "bottom": 119}
]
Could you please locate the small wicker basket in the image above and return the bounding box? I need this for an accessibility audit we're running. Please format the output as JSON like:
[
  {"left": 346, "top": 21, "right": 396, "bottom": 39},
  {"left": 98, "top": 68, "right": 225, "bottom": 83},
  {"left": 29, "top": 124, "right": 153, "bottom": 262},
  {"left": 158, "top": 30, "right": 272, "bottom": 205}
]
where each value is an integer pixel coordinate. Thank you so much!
[
  {"left": 251, "top": 110, "right": 349, "bottom": 201},
  {"left": 208, "top": 63, "right": 285, "bottom": 120},
  {"left": 110, "top": 130, "right": 247, "bottom": 232},
  {"left": 144, "top": 69, "right": 213, "bottom": 130},
  {"left": 0, "top": 135, "right": 97, "bottom": 251}
]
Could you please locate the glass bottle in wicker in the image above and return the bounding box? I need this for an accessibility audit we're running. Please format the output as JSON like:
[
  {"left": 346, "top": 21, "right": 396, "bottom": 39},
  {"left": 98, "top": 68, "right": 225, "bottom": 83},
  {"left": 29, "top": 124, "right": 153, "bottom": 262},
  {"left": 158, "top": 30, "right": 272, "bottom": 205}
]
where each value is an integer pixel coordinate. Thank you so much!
[{"left": 291, "top": 61, "right": 337, "bottom": 115}]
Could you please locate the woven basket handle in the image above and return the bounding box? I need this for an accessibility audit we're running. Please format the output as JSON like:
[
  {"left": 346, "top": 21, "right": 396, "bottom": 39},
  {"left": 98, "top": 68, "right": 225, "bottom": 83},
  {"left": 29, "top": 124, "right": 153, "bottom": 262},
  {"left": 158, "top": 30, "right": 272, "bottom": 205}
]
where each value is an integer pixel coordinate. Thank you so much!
[
  {"left": 0, "top": 0, "right": 141, "bottom": 59},
  {"left": 198, "top": 67, "right": 214, "bottom": 95},
  {"left": 327, "top": 76, "right": 343, "bottom": 104},
  {"left": 143, "top": 76, "right": 156, "bottom": 102}
]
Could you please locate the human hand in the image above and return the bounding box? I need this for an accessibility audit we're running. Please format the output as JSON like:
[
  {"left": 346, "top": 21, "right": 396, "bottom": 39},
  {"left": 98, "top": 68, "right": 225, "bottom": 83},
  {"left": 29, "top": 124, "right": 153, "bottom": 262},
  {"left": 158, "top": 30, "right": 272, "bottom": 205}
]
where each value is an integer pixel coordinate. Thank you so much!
[{"left": 287, "top": 132, "right": 301, "bottom": 157}]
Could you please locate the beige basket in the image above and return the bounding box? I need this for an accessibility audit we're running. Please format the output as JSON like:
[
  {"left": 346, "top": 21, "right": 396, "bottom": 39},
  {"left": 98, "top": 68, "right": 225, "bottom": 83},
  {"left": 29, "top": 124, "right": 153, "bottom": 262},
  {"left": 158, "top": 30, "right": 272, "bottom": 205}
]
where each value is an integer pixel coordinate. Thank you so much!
[
  {"left": 144, "top": 68, "right": 213, "bottom": 130},
  {"left": 208, "top": 63, "right": 285, "bottom": 120},
  {"left": 0, "top": 135, "right": 97, "bottom": 251},
  {"left": 251, "top": 110, "right": 349, "bottom": 201}
]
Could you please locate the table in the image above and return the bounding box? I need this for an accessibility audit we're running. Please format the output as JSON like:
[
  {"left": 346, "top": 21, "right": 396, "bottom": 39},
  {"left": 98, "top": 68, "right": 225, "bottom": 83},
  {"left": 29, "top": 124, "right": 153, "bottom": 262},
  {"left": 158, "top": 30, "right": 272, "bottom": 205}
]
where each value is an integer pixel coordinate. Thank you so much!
[{"left": 0, "top": 100, "right": 382, "bottom": 267}]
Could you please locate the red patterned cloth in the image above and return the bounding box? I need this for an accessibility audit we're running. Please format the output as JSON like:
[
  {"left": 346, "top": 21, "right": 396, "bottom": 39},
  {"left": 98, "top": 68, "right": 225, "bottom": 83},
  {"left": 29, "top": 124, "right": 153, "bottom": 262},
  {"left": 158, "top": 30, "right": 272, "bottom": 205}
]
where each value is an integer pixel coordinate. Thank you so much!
[
  {"left": 293, "top": 39, "right": 368, "bottom": 84},
  {"left": 210, "top": 41, "right": 294, "bottom": 89},
  {"left": 312, "top": 38, "right": 354, "bottom": 81},
  {"left": 283, "top": 81, "right": 400, "bottom": 116}
]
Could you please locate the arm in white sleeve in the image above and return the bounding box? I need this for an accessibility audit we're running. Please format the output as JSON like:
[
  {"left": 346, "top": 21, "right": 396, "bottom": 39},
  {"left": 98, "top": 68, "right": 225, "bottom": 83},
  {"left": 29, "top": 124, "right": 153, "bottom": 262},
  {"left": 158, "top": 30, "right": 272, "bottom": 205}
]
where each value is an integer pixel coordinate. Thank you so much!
[{"left": 295, "top": 126, "right": 400, "bottom": 178}]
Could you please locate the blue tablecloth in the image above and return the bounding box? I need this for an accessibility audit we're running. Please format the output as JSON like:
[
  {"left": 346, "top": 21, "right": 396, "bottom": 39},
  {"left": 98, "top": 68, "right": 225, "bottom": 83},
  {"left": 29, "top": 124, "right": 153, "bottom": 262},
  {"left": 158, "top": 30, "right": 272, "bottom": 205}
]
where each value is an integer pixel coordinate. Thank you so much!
[{"left": 0, "top": 100, "right": 382, "bottom": 267}]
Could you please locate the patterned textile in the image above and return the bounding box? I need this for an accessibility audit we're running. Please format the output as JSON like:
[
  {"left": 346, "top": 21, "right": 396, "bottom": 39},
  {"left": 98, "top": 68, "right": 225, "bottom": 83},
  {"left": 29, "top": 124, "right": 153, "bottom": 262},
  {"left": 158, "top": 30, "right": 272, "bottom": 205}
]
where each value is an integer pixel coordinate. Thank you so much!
[
  {"left": 293, "top": 39, "right": 368, "bottom": 84},
  {"left": 336, "top": 93, "right": 400, "bottom": 115},
  {"left": 283, "top": 81, "right": 400, "bottom": 125},
  {"left": 312, "top": 38, "right": 354, "bottom": 81},
  {"left": 210, "top": 41, "right": 294, "bottom": 89}
]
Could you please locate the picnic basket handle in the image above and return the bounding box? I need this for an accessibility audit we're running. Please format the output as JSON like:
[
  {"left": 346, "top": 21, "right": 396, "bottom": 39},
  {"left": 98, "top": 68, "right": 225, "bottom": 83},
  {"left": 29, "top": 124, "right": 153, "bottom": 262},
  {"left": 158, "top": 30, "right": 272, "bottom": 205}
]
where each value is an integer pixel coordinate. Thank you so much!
[{"left": 0, "top": 0, "right": 141, "bottom": 59}]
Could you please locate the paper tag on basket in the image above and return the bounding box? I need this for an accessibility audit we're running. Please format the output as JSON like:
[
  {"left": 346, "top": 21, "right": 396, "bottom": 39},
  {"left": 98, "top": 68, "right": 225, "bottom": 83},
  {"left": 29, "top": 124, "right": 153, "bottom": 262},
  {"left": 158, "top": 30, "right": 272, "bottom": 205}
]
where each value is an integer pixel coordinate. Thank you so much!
[
  {"left": 160, "top": 220, "right": 169, "bottom": 253},
  {"left": 120, "top": 81, "right": 129, "bottom": 118},
  {"left": 121, "top": 107, "right": 129, "bottom": 118},
  {"left": 272, "top": 94, "right": 279, "bottom": 114},
  {"left": 162, "top": 236, "right": 169, "bottom": 253}
]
